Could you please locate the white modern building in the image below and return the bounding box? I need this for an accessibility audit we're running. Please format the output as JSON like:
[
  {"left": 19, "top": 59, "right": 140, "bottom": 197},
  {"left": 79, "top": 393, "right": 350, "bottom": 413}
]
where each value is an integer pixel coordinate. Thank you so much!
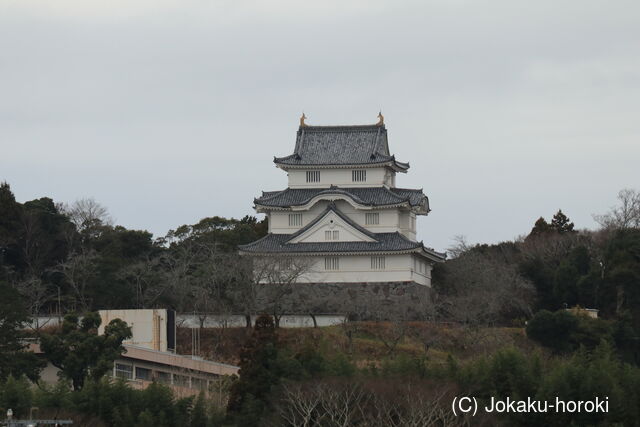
[{"left": 239, "top": 115, "right": 445, "bottom": 286}]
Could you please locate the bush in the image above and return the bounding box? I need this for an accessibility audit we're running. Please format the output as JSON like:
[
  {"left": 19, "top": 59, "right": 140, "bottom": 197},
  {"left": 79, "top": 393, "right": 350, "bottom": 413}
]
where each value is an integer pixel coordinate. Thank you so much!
[{"left": 526, "top": 309, "right": 612, "bottom": 353}]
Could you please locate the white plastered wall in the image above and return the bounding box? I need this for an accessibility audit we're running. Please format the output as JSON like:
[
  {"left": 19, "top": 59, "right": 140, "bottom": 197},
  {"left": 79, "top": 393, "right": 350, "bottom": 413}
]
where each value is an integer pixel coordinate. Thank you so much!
[
  {"left": 288, "top": 167, "right": 389, "bottom": 188},
  {"left": 289, "top": 253, "right": 430, "bottom": 286},
  {"left": 288, "top": 209, "right": 375, "bottom": 243},
  {"left": 269, "top": 200, "right": 416, "bottom": 239}
]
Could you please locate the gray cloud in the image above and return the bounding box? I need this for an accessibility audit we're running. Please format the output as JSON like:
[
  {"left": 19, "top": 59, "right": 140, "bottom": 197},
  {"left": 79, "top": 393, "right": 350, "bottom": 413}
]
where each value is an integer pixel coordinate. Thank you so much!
[{"left": 2, "top": 0, "right": 639, "bottom": 250}]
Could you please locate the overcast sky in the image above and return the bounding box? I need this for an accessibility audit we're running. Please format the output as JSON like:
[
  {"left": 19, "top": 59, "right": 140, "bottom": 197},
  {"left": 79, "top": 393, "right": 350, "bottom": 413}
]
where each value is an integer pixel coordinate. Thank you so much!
[{"left": 2, "top": 0, "right": 639, "bottom": 251}]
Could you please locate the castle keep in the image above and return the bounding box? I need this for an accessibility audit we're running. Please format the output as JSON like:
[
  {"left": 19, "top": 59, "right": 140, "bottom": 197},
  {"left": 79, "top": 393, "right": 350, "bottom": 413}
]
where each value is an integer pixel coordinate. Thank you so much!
[{"left": 239, "top": 115, "right": 445, "bottom": 286}]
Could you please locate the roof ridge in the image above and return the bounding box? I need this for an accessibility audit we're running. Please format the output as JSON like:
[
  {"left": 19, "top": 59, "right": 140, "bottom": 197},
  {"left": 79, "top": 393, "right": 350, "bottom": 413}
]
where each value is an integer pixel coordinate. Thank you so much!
[
  {"left": 299, "top": 124, "right": 383, "bottom": 130},
  {"left": 391, "top": 187, "right": 423, "bottom": 192}
]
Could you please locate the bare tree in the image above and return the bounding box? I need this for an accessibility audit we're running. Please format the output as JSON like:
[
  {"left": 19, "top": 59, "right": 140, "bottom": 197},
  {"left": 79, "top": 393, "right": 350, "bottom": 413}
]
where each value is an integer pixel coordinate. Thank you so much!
[
  {"left": 594, "top": 188, "right": 640, "bottom": 230},
  {"left": 278, "top": 383, "right": 323, "bottom": 427},
  {"left": 438, "top": 250, "right": 535, "bottom": 326},
  {"left": 12, "top": 277, "right": 54, "bottom": 326},
  {"left": 57, "top": 249, "right": 99, "bottom": 312},
  {"left": 447, "top": 234, "right": 473, "bottom": 259},
  {"left": 276, "top": 380, "right": 467, "bottom": 427},
  {"left": 62, "top": 198, "right": 112, "bottom": 238},
  {"left": 251, "top": 255, "right": 315, "bottom": 327},
  {"left": 117, "top": 256, "right": 166, "bottom": 308},
  {"left": 371, "top": 311, "right": 411, "bottom": 358}
]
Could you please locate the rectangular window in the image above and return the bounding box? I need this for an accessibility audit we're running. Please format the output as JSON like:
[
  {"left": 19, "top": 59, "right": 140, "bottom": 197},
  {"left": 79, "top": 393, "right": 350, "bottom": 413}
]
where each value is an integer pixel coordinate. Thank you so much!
[
  {"left": 277, "top": 258, "right": 293, "bottom": 271},
  {"left": 416, "top": 260, "right": 426, "bottom": 274},
  {"left": 135, "top": 367, "right": 151, "bottom": 381},
  {"left": 365, "top": 212, "right": 380, "bottom": 225},
  {"left": 115, "top": 363, "right": 133, "bottom": 380},
  {"left": 371, "top": 256, "right": 386, "bottom": 270},
  {"left": 173, "top": 374, "right": 189, "bottom": 387},
  {"left": 352, "top": 170, "right": 367, "bottom": 182},
  {"left": 324, "top": 230, "right": 339, "bottom": 240},
  {"left": 324, "top": 257, "right": 339, "bottom": 270},
  {"left": 191, "top": 377, "right": 206, "bottom": 390},
  {"left": 155, "top": 371, "right": 171, "bottom": 384},
  {"left": 306, "top": 170, "right": 321, "bottom": 183},
  {"left": 288, "top": 213, "right": 303, "bottom": 226}
]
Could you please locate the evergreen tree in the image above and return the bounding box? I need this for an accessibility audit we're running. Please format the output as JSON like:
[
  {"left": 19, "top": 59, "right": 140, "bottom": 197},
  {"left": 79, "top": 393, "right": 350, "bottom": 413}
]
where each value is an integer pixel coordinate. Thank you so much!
[
  {"left": 0, "top": 281, "right": 44, "bottom": 381},
  {"left": 551, "top": 209, "right": 575, "bottom": 234},
  {"left": 226, "top": 314, "right": 279, "bottom": 426},
  {"left": 529, "top": 217, "right": 551, "bottom": 237},
  {"left": 40, "top": 312, "right": 132, "bottom": 390},
  {"left": 190, "top": 391, "right": 208, "bottom": 427}
]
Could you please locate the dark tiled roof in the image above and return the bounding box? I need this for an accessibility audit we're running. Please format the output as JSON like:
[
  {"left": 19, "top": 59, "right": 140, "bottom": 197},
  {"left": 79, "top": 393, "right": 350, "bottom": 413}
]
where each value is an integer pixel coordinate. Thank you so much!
[
  {"left": 239, "top": 203, "right": 445, "bottom": 260},
  {"left": 255, "top": 187, "right": 428, "bottom": 210},
  {"left": 238, "top": 232, "right": 422, "bottom": 254},
  {"left": 274, "top": 125, "right": 409, "bottom": 170}
]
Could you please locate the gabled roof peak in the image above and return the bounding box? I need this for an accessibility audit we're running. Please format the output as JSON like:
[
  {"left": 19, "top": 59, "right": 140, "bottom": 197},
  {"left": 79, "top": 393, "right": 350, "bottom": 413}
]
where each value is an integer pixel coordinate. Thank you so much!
[
  {"left": 274, "top": 120, "right": 408, "bottom": 170},
  {"left": 284, "top": 203, "right": 378, "bottom": 244}
]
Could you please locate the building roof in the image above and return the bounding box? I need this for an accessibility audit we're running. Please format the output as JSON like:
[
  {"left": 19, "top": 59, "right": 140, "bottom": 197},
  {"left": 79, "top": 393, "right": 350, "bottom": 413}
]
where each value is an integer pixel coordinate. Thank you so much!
[
  {"left": 239, "top": 233, "right": 445, "bottom": 261},
  {"left": 27, "top": 342, "right": 239, "bottom": 376},
  {"left": 121, "top": 345, "right": 239, "bottom": 376},
  {"left": 239, "top": 204, "right": 445, "bottom": 261},
  {"left": 255, "top": 186, "right": 429, "bottom": 212},
  {"left": 274, "top": 125, "right": 409, "bottom": 171}
]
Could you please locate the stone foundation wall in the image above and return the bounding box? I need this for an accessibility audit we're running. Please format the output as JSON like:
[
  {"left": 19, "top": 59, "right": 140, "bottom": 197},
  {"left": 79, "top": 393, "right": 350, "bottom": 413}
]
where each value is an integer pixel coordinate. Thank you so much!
[{"left": 255, "top": 281, "right": 434, "bottom": 321}]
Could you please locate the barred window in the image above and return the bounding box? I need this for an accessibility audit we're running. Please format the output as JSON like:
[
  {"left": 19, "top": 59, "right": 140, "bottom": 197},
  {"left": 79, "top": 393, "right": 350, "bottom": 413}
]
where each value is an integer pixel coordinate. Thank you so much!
[
  {"left": 289, "top": 213, "right": 303, "bottom": 226},
  {"left": 371, "top": 256, "right": 386, "bottom": 270},
  {"left": 352, "top": 169, "right": 367, "bottom": 182},
  {"left": 306, "top": 170, "right": 321, "bottom": 182},
  {"left": 324, "top": 230, "right": 339, "bottom": 240},
  {"left": 324, "top": 257, "right": 339, "bottom": 270},
  {"left": 365, "top": 212, "right": 380, "bottom": 225}
]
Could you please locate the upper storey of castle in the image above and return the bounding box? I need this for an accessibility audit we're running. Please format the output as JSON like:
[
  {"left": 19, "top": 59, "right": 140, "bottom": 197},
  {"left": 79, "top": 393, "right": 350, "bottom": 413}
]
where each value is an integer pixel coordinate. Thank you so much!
[{"left": 274, "top": 120, "right": 409, "bottom": 188}]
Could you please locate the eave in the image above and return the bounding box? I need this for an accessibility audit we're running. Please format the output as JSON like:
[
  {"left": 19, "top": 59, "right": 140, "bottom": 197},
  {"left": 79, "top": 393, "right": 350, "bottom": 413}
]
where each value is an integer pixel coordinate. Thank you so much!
[{"left": 274, "top": 159, "right": 410, "bottom": 173}]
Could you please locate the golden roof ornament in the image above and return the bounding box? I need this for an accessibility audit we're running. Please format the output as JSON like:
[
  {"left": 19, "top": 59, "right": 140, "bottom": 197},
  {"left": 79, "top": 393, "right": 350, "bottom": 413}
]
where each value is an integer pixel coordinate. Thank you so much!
[
  {"left": 300, "top": 113, "right": 308, "bottom": 128},
  {"left": 376, "top": 111, "right": 384, "bottom": 126}
]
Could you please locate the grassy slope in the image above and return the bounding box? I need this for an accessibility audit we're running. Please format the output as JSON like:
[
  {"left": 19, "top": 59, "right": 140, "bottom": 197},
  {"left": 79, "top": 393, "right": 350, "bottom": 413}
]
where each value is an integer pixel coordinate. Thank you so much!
[{"left": 176, "top": 322, "right": 537, "bottom": 367}]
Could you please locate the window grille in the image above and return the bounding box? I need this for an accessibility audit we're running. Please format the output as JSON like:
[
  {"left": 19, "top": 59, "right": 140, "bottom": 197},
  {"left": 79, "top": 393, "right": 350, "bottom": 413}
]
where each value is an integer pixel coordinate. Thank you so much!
[
  {"left": 371, "top": 256, "right": 386, "bottom": 270},
  {"left": 365, "top": 212, "right": 380, "bottom": 225},
  {"left": 324, "top": 230, "right": 339, "bottom": 240},
  {"left": 289, "top": 213, "right": 303, "bottom": 226},
  {"left": 306, "top": 170, "right": 321, "bottom": 182},
  {"left": 352, "top": 169, "right": 367, "bottom": 182},
  {"left": 324, "top": 257, "right": 339, "bottom": 270}
]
